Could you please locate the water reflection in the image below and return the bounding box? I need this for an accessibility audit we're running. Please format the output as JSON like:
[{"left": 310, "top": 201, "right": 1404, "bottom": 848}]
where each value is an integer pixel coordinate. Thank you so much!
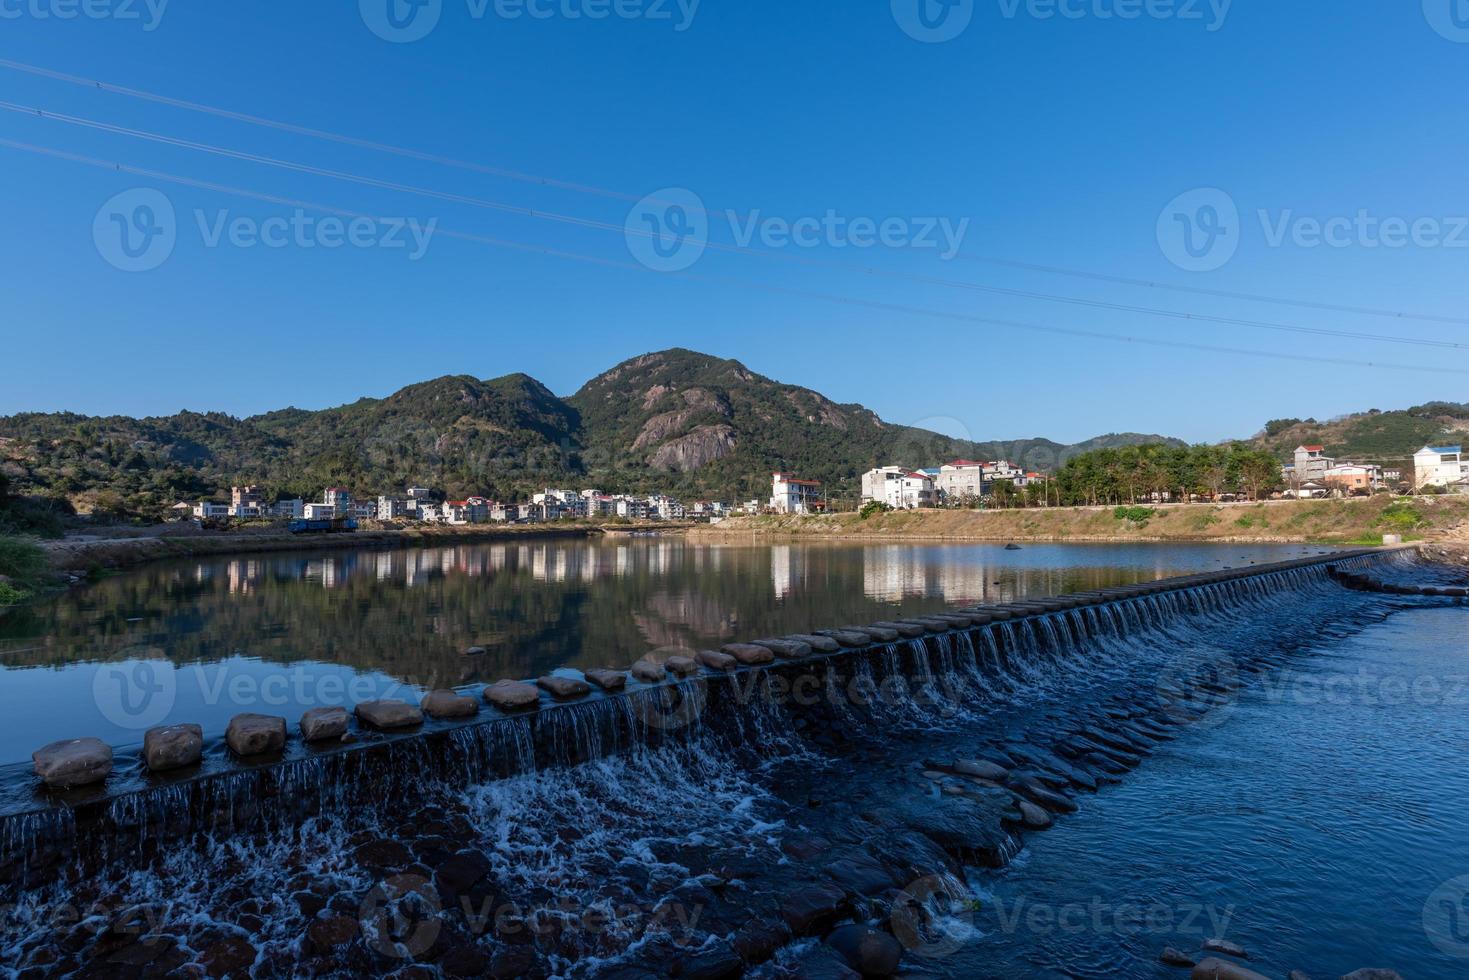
[{"left": 0, "top": 538, "right": 1332, "bottom": 759}]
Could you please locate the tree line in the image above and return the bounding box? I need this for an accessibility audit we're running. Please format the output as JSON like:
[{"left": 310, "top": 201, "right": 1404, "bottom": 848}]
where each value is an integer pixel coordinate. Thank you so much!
[{"left": 986, "top": 443, "right": 1285, "bottom": 509}]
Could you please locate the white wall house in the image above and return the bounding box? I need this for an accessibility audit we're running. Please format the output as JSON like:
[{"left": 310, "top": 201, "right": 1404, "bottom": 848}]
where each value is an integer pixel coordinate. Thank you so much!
[
  {"left": 1414, "top": 445, "right": 1468, "bottom": 489},
  {"left": 771, "top": 473, "right": 823, "bottom": 514},
  {"left": 862, "top": 467, "right": 934, "bottom": 509},
  {"left": 303, "top": 503, "right": 336, "bottom": 520},
  {"left": 934, "top": 460, "right": 986, "bottom": 503}
]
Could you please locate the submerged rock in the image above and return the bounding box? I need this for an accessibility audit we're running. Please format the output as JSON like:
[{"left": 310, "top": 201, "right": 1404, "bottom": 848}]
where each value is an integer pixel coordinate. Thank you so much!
[
  {"left": 33, "top": 737, "right": 113, "bottom": 788},
  {"left": 354, "top": 699, "right": 424, "bottom": 730},
  {"left": 1338, "top": 971, "right": 1404, "bottom": 980},
  {"left": 826, "top": 924, "right": 902, "bottom": 976},
  {"left": 299, "top": 706, "right": 349, "bottom": 742},
  {"left": 1201, "top": 938, "right": 1249, "bottom": 959},
  {"left": 143, "top": 723, "right": 203, "bottom": 772},
  {"left": 1191, "top": 958, "right": 1269, "bottom": 980},
  {"left": 225, "top": 714, "right": 287, "bottom": 757},
  {"left": 1161, "top": 946, "right": 1196, "bottom": 967},
  {"left": 483, "top": 679, "right": 540, "bottom": 709}
]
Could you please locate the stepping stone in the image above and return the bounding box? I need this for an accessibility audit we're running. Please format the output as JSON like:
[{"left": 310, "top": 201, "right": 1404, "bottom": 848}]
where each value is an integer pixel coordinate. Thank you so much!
[
  {"left": 817, "top": 630, "right": 871, "bottom": 648},
  {"left": 483, "top": 679, "right": 539, "bottom": 709},
  {"left": 841, "top": 625, "right": 899, "bottom": 643},
  {"left": 355, "top": 700, "right": 423, "bottom": 730},
  {"left": 722, "top": 643, "right": 776, "bottom": 665},
  {"left": 786, "top": 634, "right": 841, "bottom": 653},
  {"left": 753, "top": 638, "right": 812, "bottom": 659},
  {"left": 870, "top": 621, "right": 926, "bottom": 639},
  {"left": 421, "top": 690, "right": 478, "bottom": 719},
  {"left": 584, "top": 669, "right": 627, "bottom": 691},
  {"left": 33, "top": 737, "right": 113, "bottom": 788},
  {"left": 143, "top": 724, "right": 203, "bottom": 772},
  {"left": 537, "top": 675, "right": 591, "bottom": 700},
  {"left": 300, "top": 706, "right": 349, "bottom": 742},
  {"left": 630, "top": 659, "right": 667, "bottom": 683},
  {"left": 697, "top": 649, "right": 737, "bottom": 671},
  {"left": 226, "top": 713, "right": 287, "bottom": 756},
  {"left": 665, "top": 656, "right": 699, "bottom": 676},
  {"left": 1191, "top": 957, "right": 1269, "bottom": 980}
]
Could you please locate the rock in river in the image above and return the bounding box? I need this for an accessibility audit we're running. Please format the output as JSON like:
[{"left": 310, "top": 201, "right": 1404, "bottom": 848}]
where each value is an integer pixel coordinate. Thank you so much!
[
  {"left": 143, "top": 723, "right": 203, "bottom": 772},
  {"left": 537, "top": 675, "right": 592, "bottom": 700},
  {"left": 1201, "top": 938, "right": 1248, "bottom": 959},
  {"left": 584, "top": 668, "right": 628, "bottom": 691},
  {"left": 826, "top": 924, "right": 903, "bottom": 976},
  {"left": 483, "top": 679, "right": 539, "bottom": 709},
  {"left": 225, "top": 714, "right": 287, "bottom": 757},
  {"left": 299, "top": 706, "right": 349, "bottom": 742},
  {"left": 697, "top": 649, "right": 738, "bottom": 671},
  {"left": 354, "top": 699, "right": 424, "bottom": 730},
  {"left": 721, "top": 643, "right": 775, "bottom": 665},
  {"left": 1191, "top": 958, "right": 1269, "bottom": 980},
  {"left": 33, "top": 737, "right": 113, "bottom": 788},
  {"left": 421, "top": 690, "right": 479, "bottom": 719}
]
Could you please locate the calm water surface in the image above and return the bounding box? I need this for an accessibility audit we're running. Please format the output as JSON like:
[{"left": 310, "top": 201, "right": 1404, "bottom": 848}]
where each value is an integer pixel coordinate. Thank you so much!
[{"left": 0, "top": 538, "right": 1332, "bottom": 762}]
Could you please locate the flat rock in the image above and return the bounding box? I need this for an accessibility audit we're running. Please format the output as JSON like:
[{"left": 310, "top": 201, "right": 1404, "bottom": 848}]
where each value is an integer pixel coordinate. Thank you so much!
[
  {"left": 225, "top": 713, "right": 287, "bottom": 757},
  {"left": 464, "top": 646, "right": 486, "bottom": 656},
  {"left": 299, "top": 706, "right": 349, "bottom": 741},
  {"left": 1161, "top": 946, "right": 1196, "bottom": 967},
  {"left": 826, "top": 924, "right": 902, "bottom": 976},
  {"left": 1010, "top": 776, "right": 1078, "bottom": 813},
  {"left": 483, "top": 679, "right": 540, "bottom": 710},
  {"left": 842, "top": 625, "right": 899, "bottom": 643},
  {"left": 822, "top": 848, "right": 898, "bottom": 896},
  {"left": 952, "top": 758, "right": 1008, "bottom": 781},
  {"left": 630, "top": 659, "right": 667, "bottom": 683},
  {"left": 780, "top": 880, "right": 850, "bottom": 935},
  {"left": 421, "top": 690, "right": 478, "bottom": 719},
  {"left": 142, "top": 724, "right": 203, "bottom": 773},
  {"left": 722, "top": 643, "right": 776, "bottom": 665},
  {"left": 679, "top": 942, "right": 744, "bottom": 980},
  {"left": 1338, "top": 972, "right": 1403, "bottom": 980},
  {"left": 870, "top": 621, "right": 927, "bottom": 639},
  {"left": 697, "top": 649, "right": 738, "bottom": 671},
  {"left": 818, "top": 629, "right": 872, "bottom": 648},
  {"left": 537, "top": 675, "right": 591, "bottom": 700},
  {"left": 787, "top": 633, "right": 842, "bottom": 653},
  {"left": 354, "top": 699, "right": 423, "bottom": 729},
  {"left": 584, "top": 668, "right": 627, "bottom": 691},
  {"left": 753, "top": 638, "right": 812, "bottom": 659},
  {"left": 665, "top": 655, "right": 699, "bottom": 676},
  {"left": 1201, "top": 938, "right": 1248, "bottom": 959},
  {"left": 1015, "top": 799, "right": 1053, "bottom": 829},
  {"left": 1191, "top": 958, "right": 1269, "bottom": 980},
  {"left": 33, "top": 737, "right": 113, "bottom": 788}
]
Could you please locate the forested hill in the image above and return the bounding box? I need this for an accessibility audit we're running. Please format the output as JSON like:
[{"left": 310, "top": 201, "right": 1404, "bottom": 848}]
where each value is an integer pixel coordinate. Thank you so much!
[
  {"left": 0, "top": 349, "right": 1175, "bottom": 518},
  {"left": 1253, "top": 403, "right": 1469, "bottom": 464}
]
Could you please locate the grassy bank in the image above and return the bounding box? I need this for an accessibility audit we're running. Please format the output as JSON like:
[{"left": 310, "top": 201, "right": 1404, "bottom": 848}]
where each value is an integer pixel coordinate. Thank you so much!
[
  {"left": 692, "top": 496, "right": 1469, "bottom": 545},
  {"left": 0, "top": 535, "right": 47, "bottom": 605}
]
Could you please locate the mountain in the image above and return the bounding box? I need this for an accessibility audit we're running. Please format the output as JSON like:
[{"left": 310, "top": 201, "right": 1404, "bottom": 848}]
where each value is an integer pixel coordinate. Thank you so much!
[
  {"left": 1252, "top": 403, "right": 1469, "bottom": 465},
  {"left": 0, "top": 349, "right": 1177, "bottom": 517}
]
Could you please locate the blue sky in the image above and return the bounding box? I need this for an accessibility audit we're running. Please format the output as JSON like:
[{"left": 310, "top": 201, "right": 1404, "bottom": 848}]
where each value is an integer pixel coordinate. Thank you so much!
[{"left": 2, "top": 2, "right": 1467, "bottom": 445}]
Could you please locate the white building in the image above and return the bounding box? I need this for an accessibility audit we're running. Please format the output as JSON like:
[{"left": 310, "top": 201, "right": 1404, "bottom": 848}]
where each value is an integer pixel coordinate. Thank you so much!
[
  {"left": 193, "top": 501, "right": 230, "bottom": 520},
  {"left": 1292, "top": 446, "right": 1334, "bottom": 485},
  {"left": 378, "top": 496, "right": 408, "bottom": 520},
  {"left": 324, "top": 488, "right": 353, "bottom": 513},
  {"left": 862, "top": 467, "right": 935, "bottom": 509},
  {"left": 303, "top": 503, "right": 336, "bottom": 520},
  {"left": 771, "top": 473, "right": 824, "bottom": 514},
  {"left": 1414, "top": 445, "right": 1468, "bottom": 489},
  {"left": 934, "top": 460, "right": 986, "bottom": 503}
]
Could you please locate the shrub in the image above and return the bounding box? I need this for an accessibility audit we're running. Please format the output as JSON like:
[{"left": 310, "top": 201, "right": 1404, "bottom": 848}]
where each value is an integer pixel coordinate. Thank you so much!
[
  {"left": 0, "top": 535, "right": 45, "bottom": 582},
  {"left": 1113, "top": 506, "right": 1155, "bottom": 523},
  {"left": 860, "top": 500, "right": 893, "bottom": 520},
  {"left": 1377, "top": 501, "right": 1426, "bottom": 531}
]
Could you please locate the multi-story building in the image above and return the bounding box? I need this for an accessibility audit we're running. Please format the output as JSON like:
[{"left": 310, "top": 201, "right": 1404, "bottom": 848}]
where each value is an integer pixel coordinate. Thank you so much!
[
  {"left": 270, "top": 498, "right": 304, "bottom": 519},
  {"left": 862, "top": 467, "right": 935, "bottom": 509},
  {"left": 193, "top": 501, "right": 230, "bottom": 520},
  {"left": 771, "top": 473, "right": 824, "bottom": 514},
  {"left": 1414, "top": 445, "right": 1468, "bottom": 490},
  {"left": 303, "top": 503, "right": 336, "bottom": 520},
  {"left": 1292, "top": 446, "right": 1334, "bottom": 485},
  {"left": 229, "top": 485, "right": 266, "bottom": 518},
  {"left": 324, "top": 488, "right": 353, "bottom": 513},
  {"left": 377, "top": 496, "right": 409, "bottom": 520},
  {"left": 934, "top": 460, "right": 986, "bottom": 503}
]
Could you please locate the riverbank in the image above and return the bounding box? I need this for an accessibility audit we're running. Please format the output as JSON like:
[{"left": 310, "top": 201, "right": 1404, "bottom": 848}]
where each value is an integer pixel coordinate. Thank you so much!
[
  {"left": 693, "top": 496, "right": 1469, "bottom": 545},
  {"left": 34, "top": 521, "right": 680, "bottom": 575}
]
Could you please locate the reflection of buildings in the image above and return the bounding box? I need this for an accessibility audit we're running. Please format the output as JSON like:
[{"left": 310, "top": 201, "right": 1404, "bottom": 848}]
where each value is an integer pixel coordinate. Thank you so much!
[
  {"left": 771, "top": 545, "right": 796, "bottom": 600},
  {"left": 860, "top": 546, "right": 992, "bottom": 604}
]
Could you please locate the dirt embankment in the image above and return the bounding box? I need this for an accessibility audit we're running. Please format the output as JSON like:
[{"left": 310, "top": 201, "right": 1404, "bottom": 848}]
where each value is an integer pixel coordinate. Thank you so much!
[
  {"left": 691, "top": 496, "right": 1469, "bottom": 545},
  {"left": 39, "top": 523, "right": 618, "bottom": 573}
]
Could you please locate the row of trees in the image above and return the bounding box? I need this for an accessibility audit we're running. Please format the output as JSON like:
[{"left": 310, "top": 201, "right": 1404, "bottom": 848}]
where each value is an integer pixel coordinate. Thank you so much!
[{"left": 1049, "top": 443, "right": 1285, "bottom": 506}]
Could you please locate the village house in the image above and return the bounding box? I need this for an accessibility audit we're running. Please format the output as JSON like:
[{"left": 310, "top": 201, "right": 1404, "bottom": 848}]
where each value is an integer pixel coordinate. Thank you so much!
[
  {"left": 1413, "top": 445, "right": 1469, "bottom": 491},
  {"left": 771, "top": 473, "right": 824, "bottom": 514},
  {"left": 229, "top": 485, "right": 266, "bottom": 518},
  {"left": 862, "top": 467, "right": 936, "bottom": 509}
]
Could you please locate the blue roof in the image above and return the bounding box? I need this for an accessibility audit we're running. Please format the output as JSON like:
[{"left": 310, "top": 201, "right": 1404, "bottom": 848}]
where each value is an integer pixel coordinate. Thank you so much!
[{"left": 1427, "top": 445, "right": 1462, "bottom": 454}]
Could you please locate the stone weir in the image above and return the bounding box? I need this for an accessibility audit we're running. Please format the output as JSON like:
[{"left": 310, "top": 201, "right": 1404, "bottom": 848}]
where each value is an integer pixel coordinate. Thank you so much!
[{"left": 0, "top": 548, "right": 1396, "bottom": 896}]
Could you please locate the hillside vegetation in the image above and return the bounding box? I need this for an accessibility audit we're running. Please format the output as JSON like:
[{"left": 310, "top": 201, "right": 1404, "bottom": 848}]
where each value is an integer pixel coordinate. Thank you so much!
[
  {"left": 1256, "top": 402, "right": 1469, "bottom": 465},
  {"left": 0, "top": 349, "right": 1174, "bottom": 519}
]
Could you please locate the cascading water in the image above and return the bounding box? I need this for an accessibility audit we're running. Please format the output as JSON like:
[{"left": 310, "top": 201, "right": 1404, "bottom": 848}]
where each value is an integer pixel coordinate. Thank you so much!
[{"left": 1, "top": 550, "right": 1453, "bottom": 978}]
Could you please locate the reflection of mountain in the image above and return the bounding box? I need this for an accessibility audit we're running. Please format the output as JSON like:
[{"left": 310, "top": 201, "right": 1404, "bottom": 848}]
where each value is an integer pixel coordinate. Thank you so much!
[{"left": 0, "top": 540, "right": 1268, "bottom": 688}]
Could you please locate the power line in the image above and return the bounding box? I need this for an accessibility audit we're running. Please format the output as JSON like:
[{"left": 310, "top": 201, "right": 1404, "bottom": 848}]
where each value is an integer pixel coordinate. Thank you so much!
[
  {"left": 5, "top": 56, "right": 1468, "bottom": 328},
  {"left": 6, "top": 136, "right": 1466, "bottom": 378},
  {"left": 5, "top": 99, "right": 1469, "bottom": 355}
]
